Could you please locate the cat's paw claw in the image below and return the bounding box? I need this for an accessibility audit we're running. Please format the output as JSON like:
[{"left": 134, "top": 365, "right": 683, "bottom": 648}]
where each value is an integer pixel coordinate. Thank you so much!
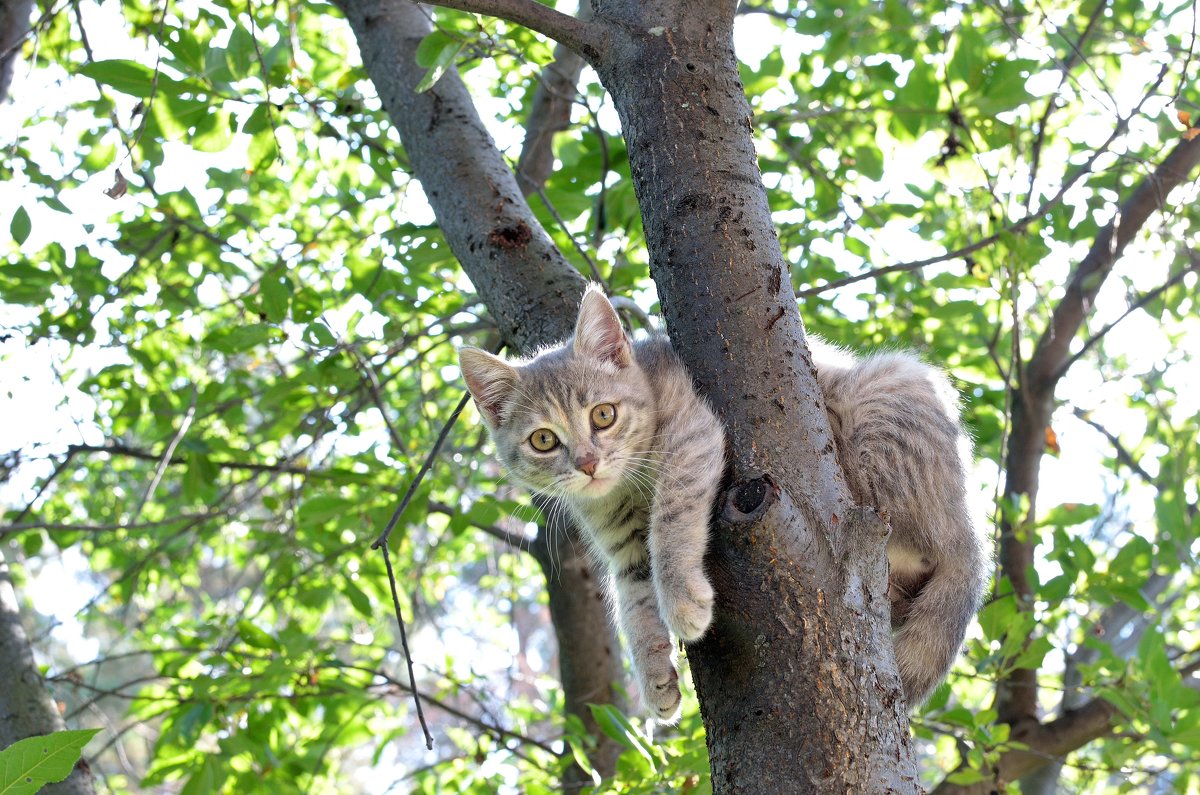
[
  {"left": 662, "top": 576, "right": 714, "bottom": 642},
  {"left": 643, "top": 664, "right": 682, "bottom": 722}
]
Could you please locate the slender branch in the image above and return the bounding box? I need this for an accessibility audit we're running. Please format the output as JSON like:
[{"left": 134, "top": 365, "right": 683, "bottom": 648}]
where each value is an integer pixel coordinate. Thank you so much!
[
  {"left": 423, "top": 0, "right": 607, "bottom": 61},
  {"left": 996, "top": 108, "right": 1200, "bottom": 726},
  {"left": 516, "top": 4, "right": 590, "bottom": 195},
  {"left": 61, "top": 442, "right": 357, "bottom": 479},
  {"left": 797, "top": 66, "right": 1168, "bottom": 299},
  {"left": 379, "top": 537, "right": 434, "bottom": 749},
  {"left": 371, "top": 389, "right": 472, "bottom": 550},
  {"left": 0, "top": 510, "right": 227, "bottom": 539},
  {"left": 333, "top": 662, "right": 560, "bottom": 755},
  {"left": 930, "top": 697, "right": 1117, "bottom": 794},
  {"left": 131, "top": 390, "right": 197, "bottom": 522},
  {"left": 351, "top": 351, "right": 407, "bottom": 452},
  {"left": 426, "top": 501, "right": 531, "bottom": 549},
  {"left": 1025, "top": 0, "right": 1110, "bottom": 212},
  {"left": 534, "top": 185, "right": 608, "bottom": 288},
  {"left": 1071, "top": 408, "right": 1153, "bottom": 482},
  {"left": 1027, "top": 133, "right": 1198, "bottom": 391},
  {"left": 1055, "top": 253, "right": 1200, "bottom": 379},
  {"left": 6, "top": 447, "right": 77, "bottom": 526}
]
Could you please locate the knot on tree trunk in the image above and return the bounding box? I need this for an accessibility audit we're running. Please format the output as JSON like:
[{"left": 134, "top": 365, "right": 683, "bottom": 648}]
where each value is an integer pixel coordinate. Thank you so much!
[
  {"left": 720, "top": 474, "right": 777, "bottom": 525},
  {"left": 487, "top": 222, "right": 532, "bottom": 249}
]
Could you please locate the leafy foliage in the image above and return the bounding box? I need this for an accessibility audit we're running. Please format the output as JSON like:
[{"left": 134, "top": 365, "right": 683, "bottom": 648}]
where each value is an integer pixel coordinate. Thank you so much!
[
  {"left": 0, "top": 729, "right": 100, "bottom": 795},
  {"left": 1, "top": 0, "right": 1198, "bottom": 792}
]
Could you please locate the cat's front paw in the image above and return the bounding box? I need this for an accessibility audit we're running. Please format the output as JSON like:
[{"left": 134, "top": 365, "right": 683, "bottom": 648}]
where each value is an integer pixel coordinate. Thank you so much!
[
  {"left": 637, "top": 643, "right": 682, "bottom": 722},
  {"left": 659, "top": 573, "right": 714, "bottom": 642}
]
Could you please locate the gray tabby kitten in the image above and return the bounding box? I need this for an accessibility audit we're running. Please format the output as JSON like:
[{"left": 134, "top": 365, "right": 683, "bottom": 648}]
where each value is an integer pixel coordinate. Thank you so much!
[{"left": 459, "top": 285, "right": 987, "bottom": 720}]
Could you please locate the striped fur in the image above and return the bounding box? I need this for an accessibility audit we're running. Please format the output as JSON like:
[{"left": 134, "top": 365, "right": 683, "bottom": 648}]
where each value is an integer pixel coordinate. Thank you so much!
[
  {"left": 459, "top": 286, "right": 988, "bottom": 717},
  {"left": 459, "top": 286, "right": 723, "bottom": 721}
]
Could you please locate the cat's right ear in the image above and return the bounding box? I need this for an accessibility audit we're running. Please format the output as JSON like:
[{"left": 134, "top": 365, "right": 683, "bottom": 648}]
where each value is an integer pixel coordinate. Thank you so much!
[
  {"left": 458, "top": 347, "right": 518, "bottom": 427},
  {"left": 574, "top": 284, "right": 632, "bottom": 368}
]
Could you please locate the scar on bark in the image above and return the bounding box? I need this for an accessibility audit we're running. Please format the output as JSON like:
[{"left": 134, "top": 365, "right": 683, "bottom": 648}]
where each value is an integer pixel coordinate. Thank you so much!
[{"left": 488, "top": 222, "right": 532, "bottom": 249}]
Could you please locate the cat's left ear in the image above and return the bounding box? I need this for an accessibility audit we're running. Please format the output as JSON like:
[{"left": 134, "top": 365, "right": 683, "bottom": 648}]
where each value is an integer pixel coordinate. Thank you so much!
[
  {"left": 459, "top": 346, "right": 518, "bottom": 427},
  {"left": 573, "top": 284, "right": 632, "bottom": 368}
]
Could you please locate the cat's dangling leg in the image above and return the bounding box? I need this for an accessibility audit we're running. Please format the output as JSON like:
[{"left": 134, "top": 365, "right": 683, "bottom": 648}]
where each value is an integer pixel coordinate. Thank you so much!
[
  {"left": 646, "top": 401, "right": 724, "bottom": 642},
  {"left": 612, "top": 559, "right": 683, "bottom": 721}
]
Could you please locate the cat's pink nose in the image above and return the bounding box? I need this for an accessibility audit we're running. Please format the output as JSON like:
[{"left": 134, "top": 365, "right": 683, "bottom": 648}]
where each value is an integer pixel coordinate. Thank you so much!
[{"left": 574, "top": 454, "right": 598, "bottom": 477}]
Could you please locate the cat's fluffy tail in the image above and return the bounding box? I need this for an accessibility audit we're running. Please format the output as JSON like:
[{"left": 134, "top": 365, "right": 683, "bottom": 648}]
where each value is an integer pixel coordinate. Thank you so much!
[{"left": 893, "top": 556, "right": 986, "bottom": 706}]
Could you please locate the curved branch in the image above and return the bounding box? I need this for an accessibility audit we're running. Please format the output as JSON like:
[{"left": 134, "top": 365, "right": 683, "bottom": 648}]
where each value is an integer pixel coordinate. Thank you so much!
[
  {"left": 997, "top": 132, "right": 1200, "bottom": 725},
  {"left": 797, "top": 78, "right": 1168, "bottom": 299},
  {"left": 931, "top": 697, "right": 1117, "bottom": 795},
  {"left": 423, "top": 0, "right": 607, "bottom": 62},
  {"left": 1055, "top": 253, "right": 1200, "bottom": 380},
  {"left": 334, "top": 1, "right": 626, "bottom": 781},
  {"left": 1027, "top": 135, "right": 1200, "bottom": 390}
]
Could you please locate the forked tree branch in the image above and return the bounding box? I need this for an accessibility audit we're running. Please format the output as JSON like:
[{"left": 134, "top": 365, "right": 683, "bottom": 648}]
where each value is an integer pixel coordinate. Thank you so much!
[
  {"left": 996, "top": 133, "right": 1200, "bottom": 726},
  {"left": 422, "top": 0, "right": 607, "bottom": 61}
]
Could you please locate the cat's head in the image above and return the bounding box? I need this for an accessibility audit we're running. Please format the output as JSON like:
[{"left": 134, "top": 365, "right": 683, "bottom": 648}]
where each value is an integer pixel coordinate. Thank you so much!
[{"left": 458, "top": 285, "right": 656, "bottom": 500}]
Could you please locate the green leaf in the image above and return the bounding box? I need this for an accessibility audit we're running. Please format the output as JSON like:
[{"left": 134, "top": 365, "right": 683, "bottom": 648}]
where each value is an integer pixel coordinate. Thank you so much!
[
  {"left": 946, "top": 767, "right": 985, "bottom": 785},
  {"left": 587, "top": 703, "right": 656, "bottom": 771},
  {"left": 260, "top": 272, "right": 292, "bottom": 323},
  {"left": 38, "top": 196, "right": 72, "bottom": 215},
  {"left": 192, "top": 108, "right": 233, "bottom": 152},
  {"left": 152, "top": 95, "right": 210, "bottom": 140},
  {"left": 1037, "top": 503, "right": 1100, "bottom": 528},
  {"left": 566, "top": 737, "right": 602, "bottom": 787},
  {"left": 0, "top": 729, "right": 101, "bottom": 795},
  {"left": 205, "top": 323, "right": 274, "bottom": 354},
  {"left": 236, "top": 620, "right": 280, "bottom": 651},
  {"left": 78, "top": 59, "right": 159, "bottom": 97},
  {"left": 341, "top": 579, "right": 373, "bottom": 619},
  {"left": 179, "top": 756, "right": 219, "bottom": 795},
  {"left": 414, "top": 40, "right": 463, "bottom": 93},
  {"left": 9, "top": 207, "right": 30, "bottom": 246},
  {"left": 1012, "top": 635, "right": 1054, "bottom": 670}
]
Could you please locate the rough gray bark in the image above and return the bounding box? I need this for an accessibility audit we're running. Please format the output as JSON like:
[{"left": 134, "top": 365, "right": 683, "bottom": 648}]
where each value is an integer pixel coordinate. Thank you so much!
[
  {"left": 585, "top": 5, "right": 918, "bottom": 789},
  {"left": 529, "top": 526, "right": 626, "bottom": 785},
  {"left": 0, "top": 548, "right": 96, "bottom": 794},
  {"left": 332, "top": 0, "right": 626, "bottom": 784},
  {"left": 0, "top": 0, "right": 33, "bottom": 103}
]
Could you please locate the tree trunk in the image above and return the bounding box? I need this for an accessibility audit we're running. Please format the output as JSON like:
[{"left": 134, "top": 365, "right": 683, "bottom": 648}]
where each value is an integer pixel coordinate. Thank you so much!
[
  {"left": 586, "top": 2, "right": 920, "bottom": 790},
  {"left": 333, "top": 0, "right": 627, "bottom": 782},
  {"left": 0, "top": 0, "right": 33, "bottom": 103},
  {"left": 0, "top": 548, "right": 96, "bottom": 794}
]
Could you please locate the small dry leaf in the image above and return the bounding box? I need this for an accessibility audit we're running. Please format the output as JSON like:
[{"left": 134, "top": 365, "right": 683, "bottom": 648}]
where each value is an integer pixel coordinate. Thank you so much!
[
  {"left": 1184, "top": 127, "right": 1200, "bottom": 141},
  {"left": 1044, "top": 425, "right": 1061, "bottom": 455},
  {"left": 1178, "top": 109, "right": 1192, "bottom": 127},
  {"left": 103, "top": 169, "right": 128, "bottom": 199}
]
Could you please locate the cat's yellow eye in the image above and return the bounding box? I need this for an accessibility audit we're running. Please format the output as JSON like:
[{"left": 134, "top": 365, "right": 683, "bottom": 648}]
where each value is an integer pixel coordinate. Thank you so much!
[
  {"left": 529, "top": 429, "right": 560, "bottom": 452},
  {"left": 591, "top": 403, "right": 617, "bottom": 430}
]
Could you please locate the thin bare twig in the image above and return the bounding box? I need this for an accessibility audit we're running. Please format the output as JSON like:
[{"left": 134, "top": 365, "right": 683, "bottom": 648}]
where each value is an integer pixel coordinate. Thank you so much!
[
  {"left": 534, "top": 185, "right": 609, "bottom": 289},
  {"left": 798, "top": 66, "right": 1169, "bottom": 298},
  {"left": 371, "top": 389, "right": 472, "bottom": 550},
  {"left": 132, "top": 389, "right": 197, "bottom": 522},
  {"left": 1055, "top": 254, "right": 1200, "bottom": 379},
  {"left": 380, "top": 537, "right": 434, "bottom": 749}
]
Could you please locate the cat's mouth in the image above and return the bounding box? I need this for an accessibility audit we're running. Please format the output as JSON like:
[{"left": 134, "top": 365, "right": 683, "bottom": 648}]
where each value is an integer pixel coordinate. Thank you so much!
[{"left": 577, "top": 475, "right": 616, "bottom": 496}]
